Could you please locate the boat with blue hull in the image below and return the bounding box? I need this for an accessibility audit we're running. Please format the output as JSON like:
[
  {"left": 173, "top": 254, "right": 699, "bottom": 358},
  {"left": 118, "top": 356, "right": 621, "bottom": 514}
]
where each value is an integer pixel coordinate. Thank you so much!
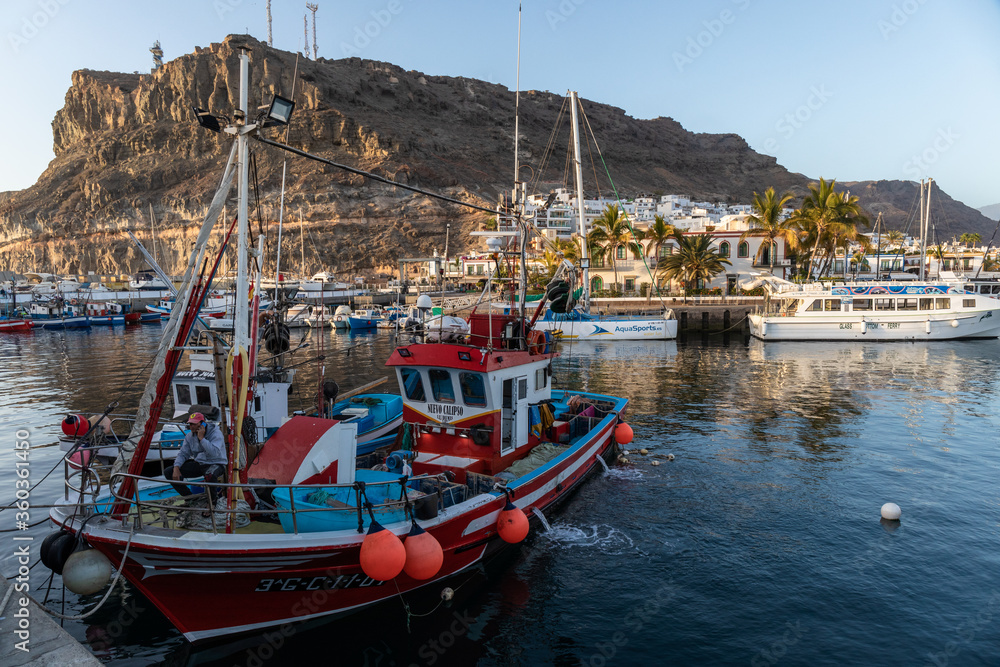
[{"left": 28, "top": 301, "right": 90, "bottom": 329}]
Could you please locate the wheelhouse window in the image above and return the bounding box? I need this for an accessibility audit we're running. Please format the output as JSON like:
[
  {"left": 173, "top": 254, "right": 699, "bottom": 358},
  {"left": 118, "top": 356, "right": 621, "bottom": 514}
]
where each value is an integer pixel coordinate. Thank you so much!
[
  {"left": 919, "top": 298, "right": 934, "bottom": 310},
  {"left": 459, "top": 372, "right": 487, "bottom": 407},
  {"left": 400, "top": 368, "right": 426, "bottom": 401},
  {"left": 195, "top": 386, "right": 212, "bottom": 406},
  {"left": 429, "top": 369, "right": 455, "bottom": 403},
  {"left": 824, "top": 299, "right": 842, "bottom": 311},
  {"left": 898, "top": 298, "right": 918, "bottom": 311},
  {"left": 806, "top": 299, "right": 823, "bottom": 312},
  {"left": 176, "top": 384, "right": 192, "bottom": 405}
]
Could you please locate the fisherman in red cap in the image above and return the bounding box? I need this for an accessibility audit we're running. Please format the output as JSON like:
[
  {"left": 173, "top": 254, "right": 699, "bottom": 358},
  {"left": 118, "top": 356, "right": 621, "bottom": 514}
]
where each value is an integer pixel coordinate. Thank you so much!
[{"left": 170, "top": 412, "right": 227, "bottom": 507}]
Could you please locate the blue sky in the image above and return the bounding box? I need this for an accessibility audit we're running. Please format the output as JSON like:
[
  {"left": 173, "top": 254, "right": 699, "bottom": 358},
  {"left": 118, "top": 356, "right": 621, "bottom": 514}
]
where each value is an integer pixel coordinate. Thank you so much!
[{"left": 1, "top": 0, "right": 998, "bottom": 208}]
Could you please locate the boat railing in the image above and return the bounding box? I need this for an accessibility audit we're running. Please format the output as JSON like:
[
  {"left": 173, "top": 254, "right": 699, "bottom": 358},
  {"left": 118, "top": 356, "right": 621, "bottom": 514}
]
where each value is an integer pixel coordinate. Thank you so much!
[{"left": 69, "top": 467, "right": 462, "bottom": 535}]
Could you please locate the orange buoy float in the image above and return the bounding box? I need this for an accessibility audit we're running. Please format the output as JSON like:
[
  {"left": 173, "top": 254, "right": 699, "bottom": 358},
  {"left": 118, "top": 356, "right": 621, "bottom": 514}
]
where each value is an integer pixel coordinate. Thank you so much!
[
  {"left": 403, "top": 521, "right": 444, "bottom": 580},
  {"left": 614, "top": 422, "right": 634, "bottom": 445},
  {"left": 359, "top": 520, "right": 406, "bottom": 581},
  {"left": 497, "top": 499, "right": 529, "bottom": 544},
  {"left": 61, "top": 414, "right": 89, "bottom": 438}
]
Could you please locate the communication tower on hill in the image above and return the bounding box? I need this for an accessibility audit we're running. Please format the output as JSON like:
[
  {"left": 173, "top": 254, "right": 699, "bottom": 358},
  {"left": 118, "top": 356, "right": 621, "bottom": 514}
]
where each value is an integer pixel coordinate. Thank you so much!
[
  {"left": 303, "top": 14, "right": 310, "bottom": 59},
  {"left": 306, "top": 3, "right": 318, "bottom": 58},
  {"left": 150, "top": 40, "right": 163, "bottom": 72},
  {"left": 266, "top": 0, "right": 273, "bottom": 46}
]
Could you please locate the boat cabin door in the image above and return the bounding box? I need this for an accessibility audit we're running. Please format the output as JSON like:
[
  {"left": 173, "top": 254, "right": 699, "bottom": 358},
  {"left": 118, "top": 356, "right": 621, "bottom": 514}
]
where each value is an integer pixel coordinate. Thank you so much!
[{"left": 501, "top": 376, "right": 529, "bottom": 454}]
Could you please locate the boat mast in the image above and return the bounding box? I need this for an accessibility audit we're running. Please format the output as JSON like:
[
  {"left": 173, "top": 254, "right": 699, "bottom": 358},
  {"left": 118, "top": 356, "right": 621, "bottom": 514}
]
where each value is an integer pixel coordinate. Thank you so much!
[
  {"left": 149, "top": 203, "right": 158, "bottom": 264},
  {"left": 233, "top": 50, "right": 251, "bottom": 351},
  {"left": 300, "top": 211, "right": 306, "bottom": 279},
  {"left": 514, "top": 5, "right": 527, "bottom": 321},
  {"left": 919, "top": 179, "right": 926, "bottom": 280},
  {"left": 925, "top": 178, "right": 933, "bottom": 278},
  {"left": 569, "top": 91, "right": 589, "bottom": 313}
]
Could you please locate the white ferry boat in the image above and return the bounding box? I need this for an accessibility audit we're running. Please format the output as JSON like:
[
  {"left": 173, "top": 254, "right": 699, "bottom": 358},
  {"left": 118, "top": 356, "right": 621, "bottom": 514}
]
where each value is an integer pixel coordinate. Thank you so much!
[{"left": 745, "top": 275, "right": 1000, "bottom": 341}]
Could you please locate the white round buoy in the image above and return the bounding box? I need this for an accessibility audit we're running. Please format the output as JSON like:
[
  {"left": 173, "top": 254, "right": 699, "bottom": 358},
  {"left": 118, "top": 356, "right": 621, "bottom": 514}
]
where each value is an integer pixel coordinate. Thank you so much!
[
  {"left": 651, "top": 460, "right": 660, "bottom": 467},
  {"left": 622, "top": 449, "right": 630, "bottom": 456},
  {"left": 62, "top": 548, "right": 113, "bottom": 595},
  {"left": 951, "top": 320, "right": 959, "bottom": 328},
  {"left": 880, "top": 502, "right": 901, "bottom": 521},
  {"left": 666, "top": 453, "right": 675, "bottom": 461}
]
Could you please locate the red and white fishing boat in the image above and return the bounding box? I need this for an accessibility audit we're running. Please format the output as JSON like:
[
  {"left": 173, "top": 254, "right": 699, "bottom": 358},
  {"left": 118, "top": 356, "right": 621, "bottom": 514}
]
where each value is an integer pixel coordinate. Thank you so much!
[
  {"left": 46, "top": 49, "right": 632, "bottom": 644},
  {"left": 0, "top": 317, "right": 32, "bottom": 332}
]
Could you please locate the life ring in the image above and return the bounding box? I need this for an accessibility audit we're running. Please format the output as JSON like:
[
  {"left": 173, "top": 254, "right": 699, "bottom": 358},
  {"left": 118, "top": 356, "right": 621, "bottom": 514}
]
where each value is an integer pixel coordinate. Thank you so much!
[
  {"left": 527, "top": 329, "right": 546, "bottom": 355},
  {"left": 70, "top": 298, "right": 78, "bottom": 305}
]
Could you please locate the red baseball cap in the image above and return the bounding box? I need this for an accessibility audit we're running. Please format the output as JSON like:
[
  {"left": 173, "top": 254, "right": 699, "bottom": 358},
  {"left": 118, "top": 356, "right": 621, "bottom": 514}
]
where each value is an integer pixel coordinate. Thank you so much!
[{"left": 187, "top": 412, "right": 206, "bottom": 425}]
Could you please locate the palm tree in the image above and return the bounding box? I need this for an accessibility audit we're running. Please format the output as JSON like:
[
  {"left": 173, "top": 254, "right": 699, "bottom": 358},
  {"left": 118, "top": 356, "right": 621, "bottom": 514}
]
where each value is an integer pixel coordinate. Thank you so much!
[
  {"left": 738, "top": 187, "right": 796, "bottom": 275},
  {"left": 644, "top": 215, "right": 675, "bottom": 266},
  {"left": 959, "top": 232, "right": 982, "bottom": 248},
  {"left": 587, "top": 204, "right": 643, "bottom": 290},
  {"left": 655, "top": 230, "right": 731, "bottom": 293},
  {"left": 885, "top": 229, "right": 905, "bottom": 249},
  {"left": 788, "top": 178, "right": 870, "bottom": 279}
]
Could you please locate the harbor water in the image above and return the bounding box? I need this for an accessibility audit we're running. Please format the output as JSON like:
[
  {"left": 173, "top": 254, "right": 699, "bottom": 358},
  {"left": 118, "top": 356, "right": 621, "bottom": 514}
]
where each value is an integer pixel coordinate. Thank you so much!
[{"left": 1, "top": 326, "right": 999, "bottom": 665}]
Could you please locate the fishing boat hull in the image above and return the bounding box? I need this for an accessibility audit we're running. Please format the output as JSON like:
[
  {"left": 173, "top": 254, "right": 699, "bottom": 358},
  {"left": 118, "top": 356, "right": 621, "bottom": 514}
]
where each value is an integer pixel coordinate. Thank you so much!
[
  {"left": 33, "top": 316, "right": 91, "bottom": 330},
  {"left": 0, "top": 319, "right": 33, "bottom": 332},
  {"left": 50, "top": 389, "right": 623, "bottom": 643},
  {"left": 89, "top": 315, "right": 127, "bottom": 326}
]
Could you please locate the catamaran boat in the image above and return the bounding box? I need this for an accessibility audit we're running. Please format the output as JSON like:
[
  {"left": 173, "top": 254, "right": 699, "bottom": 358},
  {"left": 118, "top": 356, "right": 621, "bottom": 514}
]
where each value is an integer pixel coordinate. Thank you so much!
[{"left": 744, "top": 274, "right": 1000, "bottom": 341}]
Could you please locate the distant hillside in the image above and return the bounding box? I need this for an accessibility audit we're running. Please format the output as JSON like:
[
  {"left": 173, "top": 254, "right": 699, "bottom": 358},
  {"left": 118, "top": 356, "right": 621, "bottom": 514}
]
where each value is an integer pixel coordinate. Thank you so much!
[
  {"left": 842, "top": 180, "right": 995, "bottom": 239},
  {"left": 0, "top": 34, "right": 993, "bottom": 275},
  {"left": 979, "top": 203, "right": 1000, "bottom": 221}
]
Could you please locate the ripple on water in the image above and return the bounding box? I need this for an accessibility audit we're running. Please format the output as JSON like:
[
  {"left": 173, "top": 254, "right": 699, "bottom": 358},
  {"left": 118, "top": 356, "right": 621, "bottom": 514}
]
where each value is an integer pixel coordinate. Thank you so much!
[{"left": 541, "top": 523, "right": 639, "bottom": 556}]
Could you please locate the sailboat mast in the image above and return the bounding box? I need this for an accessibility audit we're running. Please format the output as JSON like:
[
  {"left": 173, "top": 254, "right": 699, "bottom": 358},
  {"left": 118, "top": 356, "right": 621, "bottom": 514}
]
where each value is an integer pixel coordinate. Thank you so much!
[
  {"left": 569, "top": 91, "right": 589, "bottom": 313},
  {"left": 234, "top": 50, "right": 251, "bottom": 350},
  {"left": 149, "top": 203, "right": 158, "bottom": 264},
  {"left": 300, "top": 212, "right": 306, "bottom": 278},
  {"left": 925, "top": 178, "right": 933, "bottom": 278},
  {"left": 919, "top": 179, "right": 926, "bottom": 280}
]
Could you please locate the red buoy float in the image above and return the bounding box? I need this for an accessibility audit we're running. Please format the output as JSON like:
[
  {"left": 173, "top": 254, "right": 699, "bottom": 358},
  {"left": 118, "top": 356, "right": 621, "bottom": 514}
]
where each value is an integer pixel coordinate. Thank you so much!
[
  {"left": 68, "top": 448, "right": 92, "bottom": 469},
  {"left": 403, "top": 521, "right": 444, "bottom": 580},
  {"left": 61, "top": 414, "right": 89, "bottom": 438},
  {"left": 614, "top": 422, "right": 634, "bottom": 445},
  {"left": 359, "top": 520, "right": 406, "bottom": 581},
  {"left": 497, "top": 500, "right": 529, "bottom": 544}
]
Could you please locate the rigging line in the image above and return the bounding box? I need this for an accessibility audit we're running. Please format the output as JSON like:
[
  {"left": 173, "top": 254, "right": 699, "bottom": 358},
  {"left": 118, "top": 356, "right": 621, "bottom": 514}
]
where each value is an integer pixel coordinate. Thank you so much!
[
  {"left": 579, "top": 105, "right": 668, "bottom": 308},
  {"left": 973, "top": 217, "right": 1000, "bottom": 279},
  {"left": 530, "top": 97, "right": 569, "bottom": 196},
  {"left": 254, "top": 136, "right": 497, "bottom": 215}
]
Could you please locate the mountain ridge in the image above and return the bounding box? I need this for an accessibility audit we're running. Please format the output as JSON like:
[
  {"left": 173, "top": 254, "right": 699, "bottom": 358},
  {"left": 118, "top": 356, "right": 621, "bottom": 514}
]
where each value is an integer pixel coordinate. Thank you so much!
[{"left": 0, "top": 34, "right": 992, "bottom": 276}]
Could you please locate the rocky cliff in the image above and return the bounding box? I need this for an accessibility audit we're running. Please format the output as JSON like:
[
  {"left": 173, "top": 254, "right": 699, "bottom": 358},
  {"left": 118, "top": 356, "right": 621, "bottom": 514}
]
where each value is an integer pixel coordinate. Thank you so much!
[{"left": 0, "top": 34, "right": 992, "bottom": 276}]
